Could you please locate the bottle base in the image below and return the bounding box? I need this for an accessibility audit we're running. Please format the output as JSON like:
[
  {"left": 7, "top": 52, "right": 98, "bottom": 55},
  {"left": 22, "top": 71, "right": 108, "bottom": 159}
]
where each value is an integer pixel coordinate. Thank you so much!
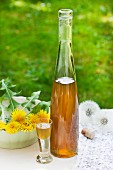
[{"left": 51, "top": 149, "right": 78, "bottom": 158}]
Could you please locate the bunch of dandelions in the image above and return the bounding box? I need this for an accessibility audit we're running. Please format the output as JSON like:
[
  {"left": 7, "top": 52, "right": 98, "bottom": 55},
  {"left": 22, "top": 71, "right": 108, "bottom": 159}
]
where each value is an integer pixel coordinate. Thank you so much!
[
  {"left": 0, "top": 109, "right": 50, "bottom": 134},
  {"left": 79, "top": 100, "right": 113, "bottom": 133},
  {"left": 79, "top": 100, "right": 100, "bottom": 126}
]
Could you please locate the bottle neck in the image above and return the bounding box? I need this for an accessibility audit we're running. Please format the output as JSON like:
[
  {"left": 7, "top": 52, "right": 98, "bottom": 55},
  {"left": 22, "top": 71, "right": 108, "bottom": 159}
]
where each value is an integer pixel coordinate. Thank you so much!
[
  {"left": 59, "top": 18, "right": 72, "bottom": 42},
  {"left": 55, "top": 9, "right": 76, "bottom": 81}
]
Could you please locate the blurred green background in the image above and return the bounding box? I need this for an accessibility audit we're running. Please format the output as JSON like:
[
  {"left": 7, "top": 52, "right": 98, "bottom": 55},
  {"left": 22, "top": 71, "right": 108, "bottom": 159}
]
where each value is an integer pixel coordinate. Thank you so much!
[{"left": 0, "top": 0, "right": 113, "bottom": 108}]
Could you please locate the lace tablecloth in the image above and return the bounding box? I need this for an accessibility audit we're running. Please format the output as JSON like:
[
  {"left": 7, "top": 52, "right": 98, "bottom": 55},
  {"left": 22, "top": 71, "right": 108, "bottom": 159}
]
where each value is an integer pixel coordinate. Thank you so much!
[{"left": 73, "top": 127, "right": 113, "bottom": 170}]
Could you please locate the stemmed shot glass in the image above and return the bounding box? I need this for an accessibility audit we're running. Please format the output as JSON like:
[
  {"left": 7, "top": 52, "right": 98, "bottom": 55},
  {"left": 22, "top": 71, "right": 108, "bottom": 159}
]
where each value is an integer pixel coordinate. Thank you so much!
[{"left": 36, "top": 118, "right": 53, "bottom": 164}]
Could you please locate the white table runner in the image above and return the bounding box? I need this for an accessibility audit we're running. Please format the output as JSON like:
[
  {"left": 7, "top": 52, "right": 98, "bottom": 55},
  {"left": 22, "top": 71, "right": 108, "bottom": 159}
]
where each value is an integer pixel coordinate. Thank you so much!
[{"left": 73, "top": 127, "right": 113, "bottom": 170}]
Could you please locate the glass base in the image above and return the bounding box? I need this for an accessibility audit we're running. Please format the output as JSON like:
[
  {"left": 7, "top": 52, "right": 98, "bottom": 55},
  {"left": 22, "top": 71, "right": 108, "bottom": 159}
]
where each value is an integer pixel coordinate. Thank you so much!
[{"left": 36, "top": 155, "right": 53, "bottom": 164}]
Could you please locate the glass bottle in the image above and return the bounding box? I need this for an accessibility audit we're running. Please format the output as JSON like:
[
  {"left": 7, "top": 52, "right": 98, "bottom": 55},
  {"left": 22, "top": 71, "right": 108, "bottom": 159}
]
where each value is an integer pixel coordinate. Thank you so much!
[{"left": 50, "top": 9, "right": 79, "bottom": 158}]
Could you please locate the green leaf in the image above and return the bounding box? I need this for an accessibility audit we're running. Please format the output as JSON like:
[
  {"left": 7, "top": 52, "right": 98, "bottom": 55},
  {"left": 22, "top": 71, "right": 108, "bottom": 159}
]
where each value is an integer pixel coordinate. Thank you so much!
[
  {"left": 0, "top": 78, "right": 16, "bottom": 90},
  {"left": 32, "top": 101, "right": 50, "bottom": 114},
  {"left": 22, "top": 91, "right": 41, "bottom": 111},
  {"left": 3, "top": 89, "right": 20, "bottom": 99},
  {"left": 7, "top": 98, "right": 21, "bottom": 111},
  {"left": 0, "top": 79, "right": 20, "bottom": 112}
]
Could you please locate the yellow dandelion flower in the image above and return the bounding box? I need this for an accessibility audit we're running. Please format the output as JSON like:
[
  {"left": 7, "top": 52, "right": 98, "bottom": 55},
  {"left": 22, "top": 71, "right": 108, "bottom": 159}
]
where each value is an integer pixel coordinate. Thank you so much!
[
  {"left": 37, "top": 110, "right": 50, "bottom": 119},
  {"left": 32, "top": 123, "right": 36, "bottom": 129},
  {"left": 21, "top": 123, "right": 34, "bottom": 132},
  {"left": 0, "top": 121, "right": 6, "bottom": 130},
  {"left": 28, "top": 110, "right": 50, "bottom": 125},
  {"left": 28, "top": 114, "right": 39, "bottom": 124},
  {"left": 11, "top": 109, "right": 26, "bottom": 123},
  {"left": 22, "top": 119, "right": 30, "bottom": 126},
  {"left": 5, "top": 121, "right": 21, "bottom": 134}
]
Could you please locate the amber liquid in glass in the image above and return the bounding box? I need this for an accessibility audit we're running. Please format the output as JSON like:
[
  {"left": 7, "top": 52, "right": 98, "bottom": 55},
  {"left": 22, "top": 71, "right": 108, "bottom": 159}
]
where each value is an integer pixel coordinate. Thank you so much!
[
  {"left": 36, "top": 123, "right": 51, "bottom": 139},
  {"left": 50, "top": 77, "right": 78, "bottom": 158}
]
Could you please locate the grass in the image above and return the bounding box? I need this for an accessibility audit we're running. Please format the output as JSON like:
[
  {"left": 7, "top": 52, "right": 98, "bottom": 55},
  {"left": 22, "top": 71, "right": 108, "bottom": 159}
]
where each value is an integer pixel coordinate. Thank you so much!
[{"left": 0, "top": 0, "right": 113, "bottom": 108}]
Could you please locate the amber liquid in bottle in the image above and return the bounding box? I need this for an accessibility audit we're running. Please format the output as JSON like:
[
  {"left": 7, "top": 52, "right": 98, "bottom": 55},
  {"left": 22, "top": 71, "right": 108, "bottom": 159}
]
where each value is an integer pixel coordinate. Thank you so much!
[{"left": 51, "top": 77, "right": 78, "bottom": 158}]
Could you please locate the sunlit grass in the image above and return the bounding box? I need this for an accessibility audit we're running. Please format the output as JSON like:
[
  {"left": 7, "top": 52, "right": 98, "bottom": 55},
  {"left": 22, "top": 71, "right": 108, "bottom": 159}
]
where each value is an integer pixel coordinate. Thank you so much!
[
  {"left": 10, "top": 0, "right": 51, "bottom": 11},
  {"left": 0, "top": 0, "right": 113, "bottom": 108}
]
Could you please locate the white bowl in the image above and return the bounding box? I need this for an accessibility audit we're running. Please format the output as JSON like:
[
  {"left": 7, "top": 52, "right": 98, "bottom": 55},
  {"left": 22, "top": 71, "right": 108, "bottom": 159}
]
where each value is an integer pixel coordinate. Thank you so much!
[
  {"left": 0, "top": 130, "right": 37, "bottom": 149},
  {"left": 0, "top": 96, "right": 38, "bottom": 149}
]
